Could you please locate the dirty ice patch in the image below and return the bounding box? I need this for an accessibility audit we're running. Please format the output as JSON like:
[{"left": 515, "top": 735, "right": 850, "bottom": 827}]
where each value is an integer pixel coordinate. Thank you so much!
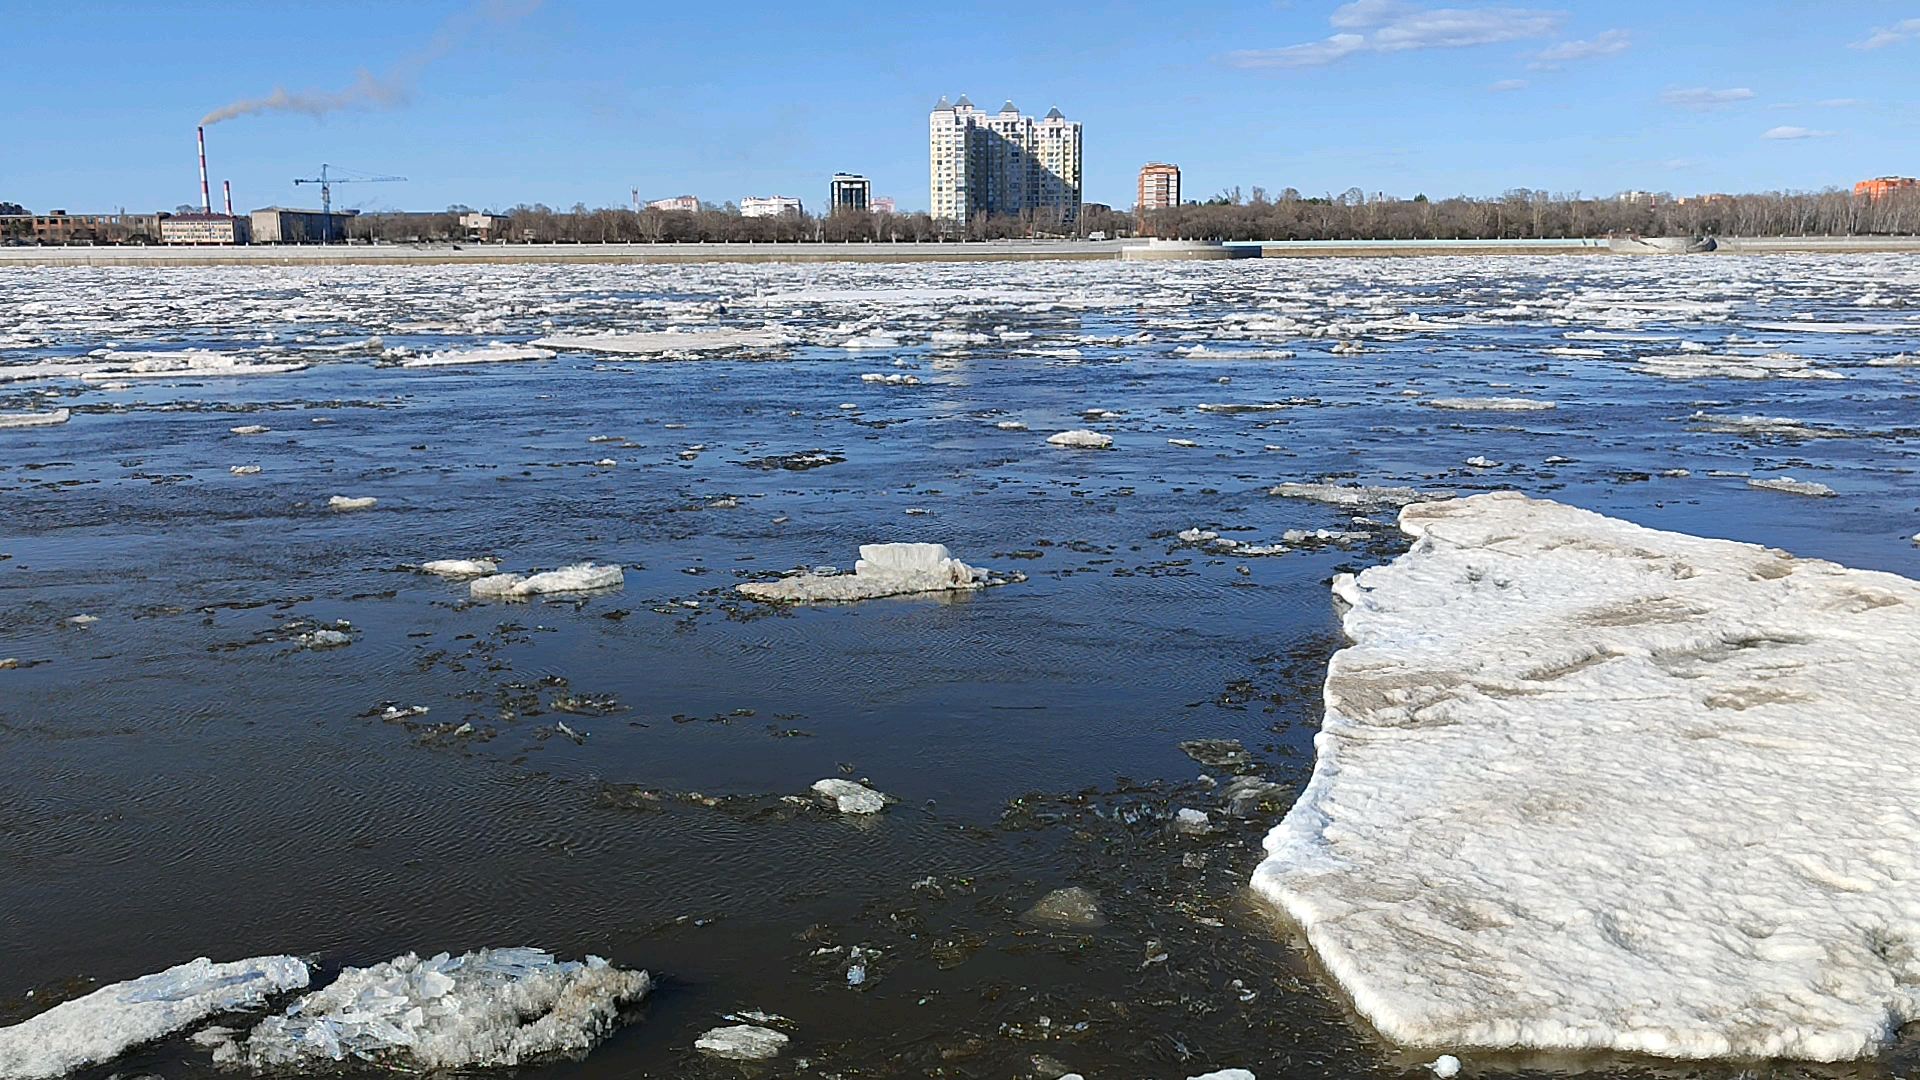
[
  {"left": 1254, "top": 492, "right": 1920, "bottom": 1061},
  {"left": 210, "top": 947, "right": 649, "bottom": 1069},
  {"left": 400, "top": 343, "right": 555, "bottom": 367},
  {"left": 739, "top": 543, "right": 1008, "bottom": 603},
  {"left": 0, "top": 955, "right": 309, "bottom": 1080}
]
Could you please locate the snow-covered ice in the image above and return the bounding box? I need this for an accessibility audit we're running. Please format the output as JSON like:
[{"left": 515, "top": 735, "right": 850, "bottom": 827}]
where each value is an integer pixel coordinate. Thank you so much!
[
  {"left": 1254, "top": 492, "right": 1920, "bottom": 1061},
  {"left": 420, "top": 558, "right": 499, "bottom": 577},
  {"left": 812, "top": 778, "right": 888, "bottom": 814},
  {"left": 81, "top": 350, "right": 308, "bottom": 380},
  {"left": 1748, "top": 476, "right": 1836, "bottom": 497},
  {"left": 212, "top": 947, "right": 649, "bottom": 1069},
  {"left": 327, "top": 495, "right": 377, "bottom": 512},
  {"left": 694, "top": 1024, "right": 789, "bottom": 1060},
  {"left": 739, "top": 542, "right": 998, "bottom": 603},
  {"left": 1269, "top": 481, "right": 1451, "bottom": 509},
  {"left": 0, "top": 955, "right": 309, "bottom": 1080},
  {"left": 469, "top": 563, "right": 625, "bottom": 598},
  {"left": 0, "top": 409, "right": 69, "bottom": 429},
  {"left": 1047, "top": 430, "right": 1113, "bottom": 449},
  {"left": 400, "top": 343, "right": 555, "bottom": 367}
]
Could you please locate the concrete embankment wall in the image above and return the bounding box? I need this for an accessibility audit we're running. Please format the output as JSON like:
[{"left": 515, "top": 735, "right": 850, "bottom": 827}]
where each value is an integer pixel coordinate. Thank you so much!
[{"left": 2, "top": 235, "right": 1917, "bottom": 268}]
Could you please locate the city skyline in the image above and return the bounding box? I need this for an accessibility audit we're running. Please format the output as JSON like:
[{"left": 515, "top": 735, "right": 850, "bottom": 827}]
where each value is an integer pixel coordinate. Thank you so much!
[{"left": 3, "top": 1, "right": 1918, "bottom": 215}]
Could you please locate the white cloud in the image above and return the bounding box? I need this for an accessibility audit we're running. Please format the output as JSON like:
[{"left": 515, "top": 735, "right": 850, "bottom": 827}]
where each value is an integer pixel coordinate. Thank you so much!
[
  {"left": 1529, "top": 28, "right": 1630, "bottom": 68},
  {"left": 1228, "top": 0, "right": 1564, "bottom": 68},
  {"left": 1661, "top": 86, "right": 1756, "bottom": 110},
  {"left": 1763, "top": 126, "right": 1836, "bottom": 140},
  {"left": 1852, "top": 17, "right": 1920, "bottom": 49},
  {"left": 1489, "top": 78, "right": 1529, "bottom": 92}
]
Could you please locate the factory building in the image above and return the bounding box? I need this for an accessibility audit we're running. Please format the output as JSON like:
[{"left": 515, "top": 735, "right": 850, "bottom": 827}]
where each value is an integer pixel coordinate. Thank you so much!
[
  {"left": 0, "top": 210, "right": 168, "bottom": 245},
  {"left": 161, "top": 213, "right": 251, "bottom": 245},
  {"left": 250, "top": 207, "right": 359, "bottom": 244},
  {"left": 829, "top": 174, "right": 872, "bottom": 214},
  {"left": 740, "top": 195, "right": 804, "bottom": 218}
]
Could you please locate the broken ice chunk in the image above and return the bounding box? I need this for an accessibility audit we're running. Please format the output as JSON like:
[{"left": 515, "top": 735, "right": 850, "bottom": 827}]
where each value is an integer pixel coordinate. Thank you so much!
[
  {"left": 1047, "top": 429, "right": 1113, "bottom": 450},
  {"left": 694, "top": 1024, "right": 789, "bottom": 1060},
  {"left": 1748, "top": 476, "right": 1835, "bottom": 497},
  {"left": 0, "top": 408, "right": 70, "bottom": 429},
  {"left": 327, "top": 495, "right": 377, "bottom": 511},
  {"left": 739, "top": 543, "right": 1004, "bottom": 603},
  {"left": 420, "top": 559, "right": 498, "bottom": 578},
  {"left": 470, "top": 563, "right": 624, "bottom": 599},
  {"left": 812, "top": 778, "right": 888, "bottom": 814}
]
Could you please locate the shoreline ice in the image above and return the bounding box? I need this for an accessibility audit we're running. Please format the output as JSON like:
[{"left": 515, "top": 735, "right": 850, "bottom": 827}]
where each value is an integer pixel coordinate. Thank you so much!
[{"left": 1254, "top": 492, "right": 1920, "bottom": 1061}]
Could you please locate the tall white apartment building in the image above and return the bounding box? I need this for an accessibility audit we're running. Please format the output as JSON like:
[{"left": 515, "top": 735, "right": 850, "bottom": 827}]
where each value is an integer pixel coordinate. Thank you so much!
[{"left": 929, "top": 96, "right": 1082, "bottom": 229}]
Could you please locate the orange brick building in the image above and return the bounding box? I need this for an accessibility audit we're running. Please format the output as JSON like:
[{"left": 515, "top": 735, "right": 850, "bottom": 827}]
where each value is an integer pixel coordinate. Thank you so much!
[{"left": 1855, "top": 176, "right": 1918, "bottom": 199}]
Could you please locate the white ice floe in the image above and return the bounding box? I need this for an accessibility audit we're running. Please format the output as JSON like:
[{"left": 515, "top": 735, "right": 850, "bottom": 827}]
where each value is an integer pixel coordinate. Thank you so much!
[
  {"left": 695, "top": 1024, "right": 789, "bottom": 1060},
  {"left": 1047, "top": 430, "right": 1113, "bottom": 449},
  {"left": 212, "top": 947, "right": 649, "bottom": 1069},
  {"left": 230, "top": 464, "right": 261, "bottom": 475},
  {"left": 1464, "top": 455, "right": 1500, "bottom": 469},
  {"left": 812, "top": 778, "right": 889, "bottom": 815},
  {"left": 469, "top": 563, "right": 625, "bottom": 599},
  {"left": 995, "top": 420, "right": 1029, "bottom": 431},
  {"left": 300, "top": 628, "right": 351, "bottom": 649},
  {"left": 1423, "top": 397, "right": 1556, "bottom": 412},
  {"left": 1270, "top": 481, "right": 1452, "bottom": 509},
  {"left": 739, "top": 542, "right": 1001, "bottom": 604},
  {"left": 420, "top": 559, "right": 499, "bottom": 578},
  {"left": 327, "top": 495, "right": 377, "bottom": 512},
  {"left": 82, "top": 351, "right": 307, "bottom": 380},
  {"left": 1746, "top": 320, "right": 1920, "bottom": 335},
  {"left": 0, "top": 955, "right": 309, "bottom": 1080},
  {"left": 1748, "top": 475, "right": 1836, "bottom": 497},
  {"left": 1430, "top": 1055, "right": 1462, "bottom": 1078},
  {"left": 1187, "top": 1070, "right": 1256, "bottom": 1080},
  {"left": 1254, "top": 492, "right": 1920, "bottom": 1061},
  {"left": 230, "top": 424, "right": 270, "bottom": 435},
  {"left": 1635, "top": 352, "right": 1842, "bottom": 381},
  {"left": 1172, "top": 345, "right": 1297, "bottom": 360},
  {"left": 1688, "top": 413, "right": 1846, "bottom": 439},
  {"left": 1195, "top": 401, "right": 1301, "bottom": 413},
  {"left": 531, "top": 329, "right": 785, "bottom": 355},
  {"left": 400, "top": 343, "right": 555, "bottom": 367},
  {"left": 859, "top": 372, "right": 920, "bottom": 385},
  {"left": 0, "top": 408, "right": 69, "bottom": 429}
]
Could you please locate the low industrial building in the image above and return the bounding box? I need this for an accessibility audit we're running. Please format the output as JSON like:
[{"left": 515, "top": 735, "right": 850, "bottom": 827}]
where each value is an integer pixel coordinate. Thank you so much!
[
  {"left": 1856, "top": 176, "right": 1918, "bottom": 200},
  {"left": 740, "top": 195, "right": 804, "bottom": 218},
  {"left": 161, "top": 213, "right": 251, "bottom": 245},
  {"left": 250, "top": 207, "right": 359, "bottom": 244},
  {"left": 0, "top": 210, "right": 168, "bottom": 244},
  {"left": 645, "top": 195, "right": 700, "bottom": 213}
]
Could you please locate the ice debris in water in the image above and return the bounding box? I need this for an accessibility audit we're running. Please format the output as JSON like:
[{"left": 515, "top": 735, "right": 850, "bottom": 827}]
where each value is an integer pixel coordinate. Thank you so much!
[
  {"left": 1748, "top": 475, "right": 1836, "bottom": 497},
  {"left": 531, "top": 329, "right": 785, "bottom": 355},
  {"left": 327, "top": 496, "right": 377, "bottom": 512},
  {"left": 859, "top": 372, "right": 920, "bottom": 385},
  {"left": 469, "top": 563, "right": 625, "bottom": 599},
  {"left": 300, "top": 628, "right": 351, "bottom": 649},
  {"left": 211, "top": 947, "right": 649, "bottom": 1069},
  {"left": 420, "top": 559, "right": 498, "bottom": 578},
  {"left": 1423, "top": 397, "right": 1556, "bottom": 412},
  {"left": 400, "top": 343, "right": 554, "bottom": 367},
  {"left": 0, "top": 408, "right": 69, "bottom": 429},
  {"left": 1047, "top": 429, "right": 1113, "bottom": 449},
  {"left": 229, "top": 424, "right": 270, "bottom": 435},
  {"left": 0, "top": 955, "right": 309, "bottom": 1080},
  {"left": 1187, "top": 1070, "right": 1256, "bottom": 1080},
  {"left": 1430, "top": 1055, "right": 1462, "bottom": 1078},
  {"left": 1254, "top": 492, "right": 1920, "bottom": 1061},
  {"left": 694, "top": 1024, "right": 789, "bottom": 1060},
  {"left": 739, "top": 542, "right": 1001, "bottom": 603},
  {"left": 1021, "top": 886, "right": 1107, "bottom": 930},
  {"left": 811, "top": 778, "right": 888, "bottom": 814},
  {"left": 229, "top": 464, "right": 261, "bottom": 476},
  {"left": 1269, "top": 480, "right": 1452, "bottom": 509},
  {"left": 995, "top": 420, "right": 1029, "bottom": 431},
  {"left": 82, "top": 350, "right": 308, "bottom": 380}
]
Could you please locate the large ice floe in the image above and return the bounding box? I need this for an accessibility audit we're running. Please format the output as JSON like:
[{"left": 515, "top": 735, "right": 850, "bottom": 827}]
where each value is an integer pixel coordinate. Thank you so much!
[
  {"left": 531, "top": 329, "right": 786, "bottom": 355},
  {"left": 469, "top": 563, "right": 625, "bottom": 599},
  {"left": 209, "top": 947, "right": 649, "bottom": 1069},
  {"left": 80, "top": 350, "right": 308, "bottom": 380},
  {"left": 739, "top": 543, "right": 1002, "bottom": 603},
  {"left": 1254, "top": 492, "right": 1920, "bottom": 1061},
  {"left": 0, "top": 408, "right": 69, "bottom": 429},
  {"left": 399, "top": 343, "right": 555, "bottom": 367},
  {"left": 0, "top": 955, "right": 309, "bottom": 1080}
]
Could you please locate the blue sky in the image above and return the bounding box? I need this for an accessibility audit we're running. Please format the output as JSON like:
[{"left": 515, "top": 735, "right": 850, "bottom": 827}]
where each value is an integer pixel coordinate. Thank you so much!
[{"left": 4, "top": 0, "right": 1917, "bottom": 215}]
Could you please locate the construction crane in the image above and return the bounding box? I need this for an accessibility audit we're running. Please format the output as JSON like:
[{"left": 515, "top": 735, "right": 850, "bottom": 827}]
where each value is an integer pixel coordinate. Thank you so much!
[{"left": 293, "top": 165, "right": 405, "bottom": 244}]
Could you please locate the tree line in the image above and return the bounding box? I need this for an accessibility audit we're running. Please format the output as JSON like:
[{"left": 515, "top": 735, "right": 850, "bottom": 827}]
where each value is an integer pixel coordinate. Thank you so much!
[
  {"left": 1140, "top": 186, "right": 1920, "bottom": 241},
  {"left": 342, "top": 202, "right": 1138, "bottom": 244}
]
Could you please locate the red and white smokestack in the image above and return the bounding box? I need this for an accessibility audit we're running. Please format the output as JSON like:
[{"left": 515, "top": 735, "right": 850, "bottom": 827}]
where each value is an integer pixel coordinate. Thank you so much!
[
  {"left": 197, "top": 126, "right": 212, "bottom": 214},
  {"left": 223, "top": 180, "right": 233, "bottom": 217}
]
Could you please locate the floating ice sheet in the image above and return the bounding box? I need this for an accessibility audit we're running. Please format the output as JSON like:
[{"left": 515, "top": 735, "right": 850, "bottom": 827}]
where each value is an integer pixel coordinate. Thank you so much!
[
  {"left": 213, "top": 947, "right": 649, "bottom": 1069},
  {"left": 532, "top": 329, "right": 787, "bottom": 355},
  {"left": 0, "top": 408, "right": 69, "bottom": 429},
  {"left": 0, "top": 955, "right": 309, "bottom": 1080},
  {"left": 1255, "top": 492, "right": 1920, "bottom": 1061},
  {"left": 739, "top": 543, "right": 999, "bottom": 603},
  {"left": 470, "top": 563, "right": 624, "bottom": 598},
  {"left": 400, "top": 343, "right": 555, "bottom": 367}
]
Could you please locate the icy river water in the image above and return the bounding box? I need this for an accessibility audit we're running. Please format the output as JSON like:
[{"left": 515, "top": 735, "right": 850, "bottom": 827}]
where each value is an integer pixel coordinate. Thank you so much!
[{"left": 2, "top": 256, "right": 1919, "bottom": 1079}]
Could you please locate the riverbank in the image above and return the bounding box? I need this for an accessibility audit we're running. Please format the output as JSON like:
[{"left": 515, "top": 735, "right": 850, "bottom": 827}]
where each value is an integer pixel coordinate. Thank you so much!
[{"left": 4, "top": 234, "right": 1920, "bottom": 267}]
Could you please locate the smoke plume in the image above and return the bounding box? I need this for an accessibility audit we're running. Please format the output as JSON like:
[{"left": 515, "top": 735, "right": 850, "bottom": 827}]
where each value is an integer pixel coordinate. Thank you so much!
[{"left": 200, "top": 0, "right": 540, "bottom": 126}]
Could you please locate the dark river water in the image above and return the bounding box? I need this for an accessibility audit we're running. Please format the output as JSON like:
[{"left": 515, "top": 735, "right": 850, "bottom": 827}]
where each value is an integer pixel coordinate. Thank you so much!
[{"left": 2, "top": 256, "right": 1918, "bottom": 1078}]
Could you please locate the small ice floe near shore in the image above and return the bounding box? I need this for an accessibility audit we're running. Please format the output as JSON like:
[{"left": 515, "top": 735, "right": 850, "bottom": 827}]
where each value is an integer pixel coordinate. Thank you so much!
[
  {"left": 400, "top": 343, "right": 555, "bottom": 367},
  {"left": 1255, "top": 491, "right": 1920, "bottom": 1061},
  {"left": 695, "top": 1024, "right": 789, "bottom": 1060},
  {"left": 209, "top": 947, "right": 649, "bottom": 1069},
  {"left": 532, "top": 329, "right": 785, "bottom": 355},
  {"left": 812, "top": 778, "right": 889, "bottom": 814},
  {"left": 1047, "top": 429, "right": 1113, "bottom": 449},
  {"left": 1269, "top": 480, "right": 1452, "bottom": 509},
  {"left": 470, "top": 563, "right": 624, "bottom": 599},
  {"left": 0, "top": 408, "right": 69, "bottom": 429},
  {"left": 0, "top": 955, "right": 309, "bottom": 1080},
  {"left": 738, "top": 543, "right": 1006, "bottom": 603},
  {"left": 420, "top": 558, "right": 499, "bottom": 578},
  {"left": 1422, "top": 397, "right": 1556, "bottom": 412},
  {"left": 81, "top": 350, "right": 307, "bottom": 380},
  {"left": 326, "top": 495, "right": 377, "bottom": 512},
  {"left": 1748, "top": 475, "right": 1836, "bottom": 497}
]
